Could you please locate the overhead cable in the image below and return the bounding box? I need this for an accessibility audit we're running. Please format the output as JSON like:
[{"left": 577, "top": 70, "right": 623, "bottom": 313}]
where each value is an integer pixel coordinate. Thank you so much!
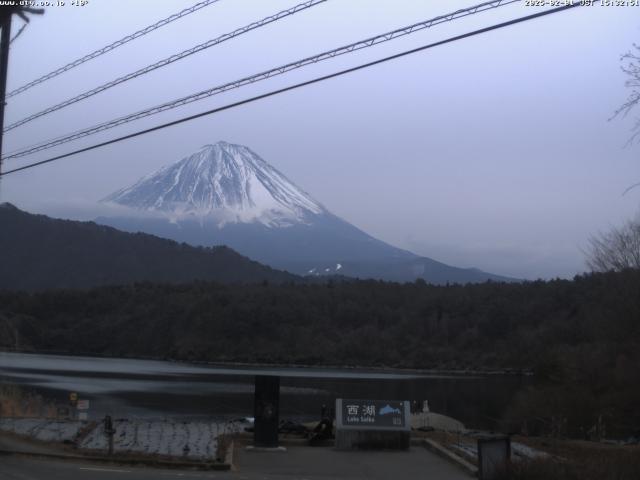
[
  {"left": 6, "top": 0, "right": 222, "bottom": 99},
  {"left": 3, "top": 0, "right": 327, "bottom": 133},
  {"left": 0, "top": 3, "right": 582, "bottom": 177},
  {"left": 3, "top": 0, "right": 522, "bottom": 158},
  {"left": 9, "top": 23, "right": 27, "bottom": 44}
]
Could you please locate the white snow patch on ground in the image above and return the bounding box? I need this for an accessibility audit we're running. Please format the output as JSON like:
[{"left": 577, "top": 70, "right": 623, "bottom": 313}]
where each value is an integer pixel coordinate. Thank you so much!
[
  {"left": 0, "top": 418, "right": 242, "bottom": 460},
  {"left": 79, "top": 419, "right": 241, "bottom": 460},
  {"left": 512, "top": 442, "right": 550, "bottom": 459},
  {"left": 411, "top": 412, "right": 465, "bottom": 432}
]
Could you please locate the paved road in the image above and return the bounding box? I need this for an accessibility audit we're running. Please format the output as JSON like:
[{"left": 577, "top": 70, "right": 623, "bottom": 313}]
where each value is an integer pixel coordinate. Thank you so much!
[
  {"left": 0, "top": 446, "right": 469, "bottom": 479},
  {"left": 235, "top": 445, "right": 469, "bottom": 479},
  {"left": 0, "top": 433, "right": 64, "bottom": 456},
  {"left": 1, "top": 457, "right": 222, "bottom": 480}
]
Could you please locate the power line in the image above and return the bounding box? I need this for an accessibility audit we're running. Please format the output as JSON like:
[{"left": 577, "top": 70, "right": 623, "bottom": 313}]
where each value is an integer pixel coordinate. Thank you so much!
[
  {"left": 0, "top": 3, "right": 581, "bottom": 178},
  {"left": 9, "top": 22, "right": 26, "bottom": 44},
  {"left": 1, "top": 123, "right": 92, "bottom": 158},
  {"left": 2, "top": 0, "right": 522, "bottom": 160},
  {"left": 5, "top": 0, "right": 222, "bottom": 99},
  {"left": 3, "top": 0, "right": 327, "bottom": 133}
]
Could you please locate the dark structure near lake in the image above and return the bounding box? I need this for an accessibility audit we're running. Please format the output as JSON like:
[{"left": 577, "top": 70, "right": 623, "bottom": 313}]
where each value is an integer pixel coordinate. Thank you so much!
[
  {"left": 478, "top": 435, "right": 511, "bottom": 480},
  {"left": 253, "top": 376, "right": 280, "bottom": 448}
]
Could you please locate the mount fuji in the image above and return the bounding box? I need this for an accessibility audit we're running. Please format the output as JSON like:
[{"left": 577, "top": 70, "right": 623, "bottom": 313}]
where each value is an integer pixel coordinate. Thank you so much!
[
  {"left": 98, "top": 141, "right": 514, "bottom": 284},
  {"left": 103, "top": 141, "right": 325, "bottom": 228}
]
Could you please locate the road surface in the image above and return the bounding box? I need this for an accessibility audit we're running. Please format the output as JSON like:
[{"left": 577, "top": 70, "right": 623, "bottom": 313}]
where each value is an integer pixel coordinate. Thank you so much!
[{"left": 0, "top": 446, "right": 470, "bottom": 479}]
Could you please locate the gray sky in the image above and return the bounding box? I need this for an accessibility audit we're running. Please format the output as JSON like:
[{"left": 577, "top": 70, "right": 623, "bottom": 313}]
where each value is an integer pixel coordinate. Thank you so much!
[{"left": 1, "top": 0, "right": 639, "bottom": 280}]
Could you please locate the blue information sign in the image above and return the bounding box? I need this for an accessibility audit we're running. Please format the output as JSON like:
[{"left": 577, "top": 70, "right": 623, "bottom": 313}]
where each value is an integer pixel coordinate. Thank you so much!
[{"left": 338, "top": 399, "right": 408, "bottom": 429}]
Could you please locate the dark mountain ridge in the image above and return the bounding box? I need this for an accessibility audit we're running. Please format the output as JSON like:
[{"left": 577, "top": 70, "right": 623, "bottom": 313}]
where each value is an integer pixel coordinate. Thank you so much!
[{"left": 0, "top": 203, "right": 298, "bottom": 290}]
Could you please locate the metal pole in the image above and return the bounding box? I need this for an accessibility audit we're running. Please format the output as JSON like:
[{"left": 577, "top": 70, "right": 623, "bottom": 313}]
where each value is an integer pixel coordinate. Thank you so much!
[
  {"left": 104, "top": 415, "right": 115, "bottom": 455},
  {"left": 0, "top": 13, "right": 12, "bottom": 177}
]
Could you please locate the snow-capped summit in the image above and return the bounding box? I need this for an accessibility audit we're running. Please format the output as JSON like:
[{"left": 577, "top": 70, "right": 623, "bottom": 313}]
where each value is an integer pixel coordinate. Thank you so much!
[
  {"left": 99, "top": 142, "right": 517, "bottom": 284},
  {"left": 103, "top": 141, "right": 325, "bottom": 227}
]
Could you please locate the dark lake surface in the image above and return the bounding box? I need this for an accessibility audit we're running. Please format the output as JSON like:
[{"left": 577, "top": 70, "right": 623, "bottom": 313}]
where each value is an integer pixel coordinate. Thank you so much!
[{"left": 0, "top": 352, "right": 529, "bottom": 429}]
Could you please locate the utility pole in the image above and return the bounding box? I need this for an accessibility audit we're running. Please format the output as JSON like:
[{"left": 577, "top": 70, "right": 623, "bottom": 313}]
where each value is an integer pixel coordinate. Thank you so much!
[
  {"left": 0, "top": 5, "right": 43, "bottom": 178},
  {"left": 0, "top": 9, "right": 13, "bottom": 176}
]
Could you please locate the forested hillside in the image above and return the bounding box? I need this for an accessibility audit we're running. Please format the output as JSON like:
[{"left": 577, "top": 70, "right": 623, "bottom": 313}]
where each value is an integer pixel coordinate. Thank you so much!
[
  {"left": 0, "top": 203, "right": 298, "bottom": 289},
  {"left": 2, "top": 271, "right": 638, "bottom": 368},
  {"left": 2, "top": 268, "right": 639, "bottom": 435}
]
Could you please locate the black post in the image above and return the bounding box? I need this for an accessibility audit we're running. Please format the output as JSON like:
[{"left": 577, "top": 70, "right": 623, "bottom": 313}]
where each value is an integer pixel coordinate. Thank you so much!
[
  {"left": 478, "top": 436, "right": 511, "bottom": 480},
  {"left": 104, "top": 415, "right": 115, "bottom": 455},
  {"left": 253, "top": 375, "right": 280, "bottom": 448},
  {"left": 0, "top": 12, "right": 12, "bottom": 176}
]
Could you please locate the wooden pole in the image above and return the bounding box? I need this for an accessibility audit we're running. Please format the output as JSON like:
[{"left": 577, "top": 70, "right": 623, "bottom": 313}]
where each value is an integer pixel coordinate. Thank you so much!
[{"left": 0, "top": 12, "right": 12, "bottom": 177}]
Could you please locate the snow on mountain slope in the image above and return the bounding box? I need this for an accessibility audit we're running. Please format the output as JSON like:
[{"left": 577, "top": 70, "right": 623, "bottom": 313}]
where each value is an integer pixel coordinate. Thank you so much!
[
  {"left": 103, "top": 141, "right": 325, "bottom": 227},
  {"left": 99, "top": 141, "right": 518, "bottom": 284}
]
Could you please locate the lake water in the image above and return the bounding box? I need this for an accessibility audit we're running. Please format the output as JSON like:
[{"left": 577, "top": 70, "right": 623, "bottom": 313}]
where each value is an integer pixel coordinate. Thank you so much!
[{"left": 0, "top": 352, "right": 528, "bottom": 429}]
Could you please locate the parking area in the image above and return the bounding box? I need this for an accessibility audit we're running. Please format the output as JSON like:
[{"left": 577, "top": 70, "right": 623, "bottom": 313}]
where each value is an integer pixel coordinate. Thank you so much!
[{"left": 232, "top": 443, "right": 471, "bottom": 480}]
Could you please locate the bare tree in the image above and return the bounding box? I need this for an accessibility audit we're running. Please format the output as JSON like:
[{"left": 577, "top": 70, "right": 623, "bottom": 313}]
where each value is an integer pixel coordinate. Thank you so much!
[
  {"left": 611, "top": 44, "right": 640, "bottom": 197},
  {"left": 586, "top": 217, "right": 640, "bottom": 272},
  {"left": 613, "top": 43, "right": 640, "bottom": 141}
]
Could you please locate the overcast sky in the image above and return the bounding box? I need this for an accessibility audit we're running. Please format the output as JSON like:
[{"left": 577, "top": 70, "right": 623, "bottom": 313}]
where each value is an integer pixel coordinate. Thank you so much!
[{"left": 1, "top": 0, "right": 638, "bottom": 279}]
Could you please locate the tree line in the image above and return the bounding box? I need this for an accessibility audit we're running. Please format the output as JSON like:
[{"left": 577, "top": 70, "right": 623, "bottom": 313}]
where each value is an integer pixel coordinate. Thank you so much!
[{"left": 1, "top": 269, "right": 639, "bottom": 436}]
